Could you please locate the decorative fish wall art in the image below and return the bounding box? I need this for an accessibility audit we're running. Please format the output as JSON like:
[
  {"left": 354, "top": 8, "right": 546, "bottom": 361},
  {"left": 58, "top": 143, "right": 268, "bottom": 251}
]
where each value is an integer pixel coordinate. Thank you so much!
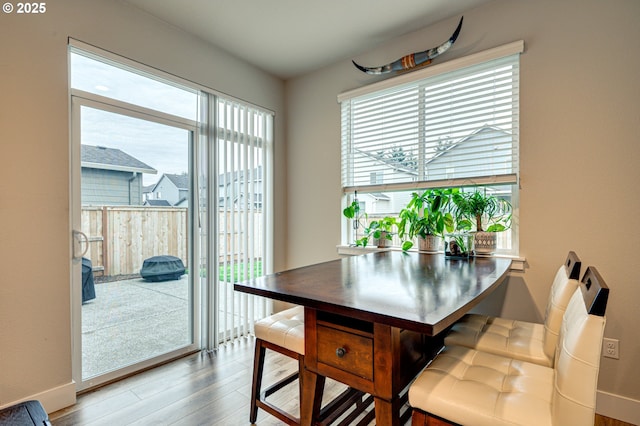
[{"left": 352, "top": 16, "right": 463, "bottom": 75}]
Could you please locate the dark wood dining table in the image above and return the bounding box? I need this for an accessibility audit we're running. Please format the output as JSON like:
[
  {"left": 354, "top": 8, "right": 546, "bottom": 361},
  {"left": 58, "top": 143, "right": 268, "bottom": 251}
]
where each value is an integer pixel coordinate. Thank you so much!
[{"left": 234, "top": 251, "right": 512, "bottom": 425}]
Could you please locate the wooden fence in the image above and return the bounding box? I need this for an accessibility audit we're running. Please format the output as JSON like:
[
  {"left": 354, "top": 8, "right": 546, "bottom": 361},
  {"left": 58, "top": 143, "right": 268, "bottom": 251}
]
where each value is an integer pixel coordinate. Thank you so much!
[
  {"left": 82, "top": 206, "right": 263, "bottom": 277},
  {"left": 82, "top": 206, "right": 188, "bottom": 277}
]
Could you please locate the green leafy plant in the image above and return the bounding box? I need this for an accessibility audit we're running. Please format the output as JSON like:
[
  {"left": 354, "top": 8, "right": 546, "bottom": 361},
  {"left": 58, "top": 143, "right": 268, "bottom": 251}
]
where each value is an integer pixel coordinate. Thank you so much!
[
  {"left": 366, "top": 216, "right": 397, "bottom": 245},
  {"left": 452, "top": 189, "right": 512, "bottom": 232},
  {"left": 444, "top": 233, "right": 473, "bottom": 257},
  {"left": 398, "top": 188, "right": 456, "bottom": 251},
  {"left": 343, "top": 200, "right": 399, "bottom": 247},
  {"left": 343, "top": 198, "right": 370, "bottom": 246},
  {"left": 342, "top": 199, "right": 362, "bottom": 221}
]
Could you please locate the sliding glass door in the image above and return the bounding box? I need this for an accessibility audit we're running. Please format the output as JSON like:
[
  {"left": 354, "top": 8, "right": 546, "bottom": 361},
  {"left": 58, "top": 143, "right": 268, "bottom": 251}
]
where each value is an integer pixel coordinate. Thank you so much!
[
  {"left": 69, "top": 41, "right": 274, "bottom": 391},
  {"left": 71, "top": 97, "right": 200, "bottom": 390}
]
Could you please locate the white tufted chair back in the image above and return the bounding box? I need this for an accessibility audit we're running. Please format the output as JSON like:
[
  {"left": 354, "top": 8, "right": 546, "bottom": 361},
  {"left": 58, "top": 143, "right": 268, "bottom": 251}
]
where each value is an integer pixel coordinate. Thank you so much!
[
  {"left": 542, "top": 265, "right": 580, "bottom": 360},
  {"left": 552, "top": 267, "right": 608, "bottom": 425},
  {"left": 541, "top": 252, "right": 581, "bottom": 361}
]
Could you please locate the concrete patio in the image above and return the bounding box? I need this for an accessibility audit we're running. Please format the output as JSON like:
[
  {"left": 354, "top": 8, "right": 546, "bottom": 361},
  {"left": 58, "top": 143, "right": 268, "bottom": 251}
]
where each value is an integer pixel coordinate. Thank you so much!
[
  {"left": 81, "top": 275, "right": 192, "bottom": 379},
  {"left": 82, "top": 272, "right": 251, "bottom": 380}
]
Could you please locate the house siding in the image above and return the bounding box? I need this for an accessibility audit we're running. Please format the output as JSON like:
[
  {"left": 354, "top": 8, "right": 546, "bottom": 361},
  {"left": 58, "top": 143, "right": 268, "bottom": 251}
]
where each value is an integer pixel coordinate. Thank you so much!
[
  {"left": 151, "top": 177, "right": 180, "bottom": 205},
  {"left": 81, "top": 168, "right": 143, "bottom": 206}
]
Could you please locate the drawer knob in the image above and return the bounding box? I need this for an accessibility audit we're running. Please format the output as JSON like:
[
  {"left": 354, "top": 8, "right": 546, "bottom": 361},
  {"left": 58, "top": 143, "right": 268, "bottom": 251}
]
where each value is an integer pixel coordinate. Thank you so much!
[{"left": 336, "top": 347, "right": 347, "bottom": 358}]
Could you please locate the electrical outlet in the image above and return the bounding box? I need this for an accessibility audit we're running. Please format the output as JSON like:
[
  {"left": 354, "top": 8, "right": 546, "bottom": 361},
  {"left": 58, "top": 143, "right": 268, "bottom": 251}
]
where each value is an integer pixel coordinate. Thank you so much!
[{"left": 603, "top": 338, "right": 619, "bottom": 359}]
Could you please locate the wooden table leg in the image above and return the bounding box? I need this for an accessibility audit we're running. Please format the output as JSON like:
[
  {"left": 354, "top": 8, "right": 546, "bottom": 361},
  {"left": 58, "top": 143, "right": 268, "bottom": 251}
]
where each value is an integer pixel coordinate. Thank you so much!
[
  {"left": 300, "top": 366, "right": 325, "bottom": 426},
  {"left": 374, "top": 396, "right": 404, "bottom": 426}
]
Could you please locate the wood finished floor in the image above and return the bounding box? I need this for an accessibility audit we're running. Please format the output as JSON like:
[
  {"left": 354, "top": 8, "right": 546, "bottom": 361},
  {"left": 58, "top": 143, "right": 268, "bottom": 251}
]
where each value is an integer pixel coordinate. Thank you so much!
[
  {"left": 49, "top": 337, "right": 380, "bottom": 426},
  {"left": 49, "top": 337, "right": 633, "bottom": 426}
]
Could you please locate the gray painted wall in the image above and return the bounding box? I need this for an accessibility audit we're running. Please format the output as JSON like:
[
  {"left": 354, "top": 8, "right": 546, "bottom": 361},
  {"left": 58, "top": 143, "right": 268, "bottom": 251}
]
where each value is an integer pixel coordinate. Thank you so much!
[
  {"left": 0, "top": 0, "right": 285, "bottom": 412},
  {"left": 285, "top": 0, "right": 640, "bottom": 417}
]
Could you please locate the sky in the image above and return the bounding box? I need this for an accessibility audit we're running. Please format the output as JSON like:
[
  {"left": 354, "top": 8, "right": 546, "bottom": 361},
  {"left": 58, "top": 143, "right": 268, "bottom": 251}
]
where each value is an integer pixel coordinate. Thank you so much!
[
  {"left": 80, "top": 107, "right": 190, "bottom": 186},
  {"left": 71, "top": 51, "right": 196, "bottom": 186}
]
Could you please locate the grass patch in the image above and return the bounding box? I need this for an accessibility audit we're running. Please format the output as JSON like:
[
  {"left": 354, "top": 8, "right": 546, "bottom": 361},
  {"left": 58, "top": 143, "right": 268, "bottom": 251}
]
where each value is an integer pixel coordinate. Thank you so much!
[{"left": 219, "top": 261, "right": 263, "bottom": 282}]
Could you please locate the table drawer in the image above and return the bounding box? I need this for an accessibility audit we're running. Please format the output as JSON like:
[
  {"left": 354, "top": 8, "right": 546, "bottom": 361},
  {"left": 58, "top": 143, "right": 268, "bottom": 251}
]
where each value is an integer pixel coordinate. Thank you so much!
[{"left": 317, "top": 324, "right": 373, "bottom": 380}]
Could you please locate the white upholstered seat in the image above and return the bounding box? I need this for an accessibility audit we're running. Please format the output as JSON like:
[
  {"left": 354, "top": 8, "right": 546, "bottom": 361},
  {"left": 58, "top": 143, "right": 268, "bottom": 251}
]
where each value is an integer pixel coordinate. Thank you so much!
[
  {"left": 250, "top": 305, "right": 367, "bottom": 425},
  {"left": 410, "top": 345, "right": 554, "bottom": 426},
  {"left": 444, "top": 251, "right": 581, "bottom": 367},
  {"left": 409, "top": 266, "right": 609, "bottom": 426},
  {"left": 251, "top": 306, "right": 305, "bottom": 425},
  {"left": 254, "top": 305, "right": 305, "bottom": 354}
]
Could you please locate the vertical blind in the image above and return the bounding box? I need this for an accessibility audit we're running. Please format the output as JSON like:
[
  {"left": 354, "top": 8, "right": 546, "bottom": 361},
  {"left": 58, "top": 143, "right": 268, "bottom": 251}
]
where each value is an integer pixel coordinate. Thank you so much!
[
  {"left": 214, "top": 97, "right": 272, "bottom": 346},
  {"left": 340, "top": 44, "right": 522, "bottom": 193}
]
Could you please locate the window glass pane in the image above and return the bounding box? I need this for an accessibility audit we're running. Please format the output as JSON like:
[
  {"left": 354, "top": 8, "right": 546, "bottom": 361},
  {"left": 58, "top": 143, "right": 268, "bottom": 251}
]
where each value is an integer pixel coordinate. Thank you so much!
[
  {"left": 70, "top": 51, "right": 198, "bottom": 120},
  {"left": 422, "top": 62, "right": 517, "bottom": 181},
  {"left": 346, "top": 184, "right": 514, "bottom": 253},
  {"left": 78, "top": 105, "right": 192, "bottom": 380},
  {"left": 342, "top": 54, "right": 519, "bottom": 190},
  {"left": 80, "top": 107, "right": 188, "bottom": 189}
]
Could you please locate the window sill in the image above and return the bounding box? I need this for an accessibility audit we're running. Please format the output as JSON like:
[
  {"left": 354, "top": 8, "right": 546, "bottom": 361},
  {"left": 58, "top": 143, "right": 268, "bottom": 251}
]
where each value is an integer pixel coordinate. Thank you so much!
[{"left": 336, "top": 245, "right": 525, "bottom": 272}]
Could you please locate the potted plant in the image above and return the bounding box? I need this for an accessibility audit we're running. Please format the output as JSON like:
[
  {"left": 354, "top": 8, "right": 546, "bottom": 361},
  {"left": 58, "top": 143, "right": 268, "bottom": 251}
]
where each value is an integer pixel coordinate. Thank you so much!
[
  {"left": 443, "top": 232, "right": 474, "bottom": 258},
  {"left": 343, "top": 199, "right": 397, "bottom": 248},
  {"left": 343, "top": 198, "right": 370, "bottom": 247},
  {"left": 451, "top": 189, "right": 512, "bottom": 254},
  {"left": 398, "top": 188, "right": 455, "bottom": 252},
  {"left": 365, "top": 216, "right": 397, "bottom": 248}
]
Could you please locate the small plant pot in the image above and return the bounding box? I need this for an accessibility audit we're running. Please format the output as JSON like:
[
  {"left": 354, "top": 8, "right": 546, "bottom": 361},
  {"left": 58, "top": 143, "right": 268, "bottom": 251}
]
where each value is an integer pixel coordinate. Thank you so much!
[
  {"left": 474, "top": 231, "right": 497, "bottom": 254},
  {"left": 445, "top": 233, "right": 474, "bottom": 259},
  {"left": 418, "top": 235, "right": 442, "bottom": 253},
  {"left": 376, "top": 231, "right": 391, "bottom": 248}
]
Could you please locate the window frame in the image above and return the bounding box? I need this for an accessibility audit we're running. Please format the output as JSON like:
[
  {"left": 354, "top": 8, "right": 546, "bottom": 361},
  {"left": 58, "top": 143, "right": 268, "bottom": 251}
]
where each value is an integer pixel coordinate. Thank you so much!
[{"left": 339, "top": 41, "right": 523, "bottom": 256}]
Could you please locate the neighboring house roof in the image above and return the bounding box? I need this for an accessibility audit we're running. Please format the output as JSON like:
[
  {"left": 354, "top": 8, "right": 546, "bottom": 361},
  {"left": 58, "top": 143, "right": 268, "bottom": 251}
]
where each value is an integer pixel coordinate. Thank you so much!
[
  {"left": 164, "top": 173, "right": 189, "bottom": 190},
  {"left": 81, "top": 145, "right": 157, "bottom": 174},
  {"left": 150, "top": 173, "right": 189, "bottom": 193},
  {"left": 144, "top": 199, "right": 172, "bottom": 206},
  {"left": 369, "top": 193, "right": 391, "bottom": 201},
  {"left": 425, "top": 125, "right": 511, "bottom": 165},
  {"left": 354, "top": 147, "right": 418, "bottom": 176},
  {"left": 354, "top": 125, "right": 511, "bottom": 176}
]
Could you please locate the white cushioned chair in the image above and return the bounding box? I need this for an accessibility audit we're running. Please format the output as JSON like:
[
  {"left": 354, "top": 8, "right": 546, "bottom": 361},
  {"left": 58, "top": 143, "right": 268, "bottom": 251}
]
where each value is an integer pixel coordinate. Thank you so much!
[
  {"left": 444, "top": 251, "right": 581, "bottom": 367},
  {"left": 250, "top": 306, "right": 305, "bottom": 425},
  {"left": 408, "top": 266, "right": 609, "bottom": 426},
  {"left": 250, "top": 306, "right": 367, "bottom": 425}
]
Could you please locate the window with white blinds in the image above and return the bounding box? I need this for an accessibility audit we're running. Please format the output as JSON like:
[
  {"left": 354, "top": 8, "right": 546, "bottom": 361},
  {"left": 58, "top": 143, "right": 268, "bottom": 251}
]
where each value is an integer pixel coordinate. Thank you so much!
[
  {"left": 339, "top": 42, "right": 522, "bottom": 255},
  {"left": 340, "top": 48, "right": 521, "bottom": 193}
]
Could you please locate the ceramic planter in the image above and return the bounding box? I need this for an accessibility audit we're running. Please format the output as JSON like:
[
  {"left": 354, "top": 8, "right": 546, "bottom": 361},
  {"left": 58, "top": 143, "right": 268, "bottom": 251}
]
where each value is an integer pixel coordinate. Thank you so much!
[
  {"left": 376, "top": 231, "right": 391, "bottom": 248},
  {"left": 474, "top": 231, "right": 498, "bottom": 254},
  {"left": 418, "top": 235, "right": 442, "bottom": 253}
]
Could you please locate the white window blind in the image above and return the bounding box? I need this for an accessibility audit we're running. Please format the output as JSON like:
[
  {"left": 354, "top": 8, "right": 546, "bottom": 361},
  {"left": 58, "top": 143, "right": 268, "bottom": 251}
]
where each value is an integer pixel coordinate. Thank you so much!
[
  {"left": 340, "top": 43, "right": 522, "bottom": 193},
  {"left": 215, "top": 97, "right": 272, "bottom": 345}
]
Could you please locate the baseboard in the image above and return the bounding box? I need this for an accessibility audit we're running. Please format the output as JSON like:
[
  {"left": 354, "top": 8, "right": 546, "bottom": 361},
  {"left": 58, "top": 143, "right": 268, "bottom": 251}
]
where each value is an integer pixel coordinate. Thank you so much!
[
  {"left": 0, "top": 381, "right": 76, "bottom": 415},
  {"left": 597, "top": 390, "right": 640, "bottom": 425}
]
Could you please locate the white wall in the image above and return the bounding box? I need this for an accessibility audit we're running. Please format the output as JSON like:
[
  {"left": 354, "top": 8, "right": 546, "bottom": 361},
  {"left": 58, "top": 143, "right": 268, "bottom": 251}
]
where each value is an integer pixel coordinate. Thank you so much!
[
  {"left": 0, "top": 0, "right": 286, "bottom": 411},
  {"left": 285, "top": 0, "right": 640, "bottom": 422}
]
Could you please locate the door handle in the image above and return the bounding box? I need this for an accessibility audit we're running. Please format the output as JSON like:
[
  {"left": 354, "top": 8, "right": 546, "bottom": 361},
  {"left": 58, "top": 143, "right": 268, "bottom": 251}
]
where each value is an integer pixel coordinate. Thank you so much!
[{"left": 72, "top": 230, "right": 89, "bottom": 259}]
